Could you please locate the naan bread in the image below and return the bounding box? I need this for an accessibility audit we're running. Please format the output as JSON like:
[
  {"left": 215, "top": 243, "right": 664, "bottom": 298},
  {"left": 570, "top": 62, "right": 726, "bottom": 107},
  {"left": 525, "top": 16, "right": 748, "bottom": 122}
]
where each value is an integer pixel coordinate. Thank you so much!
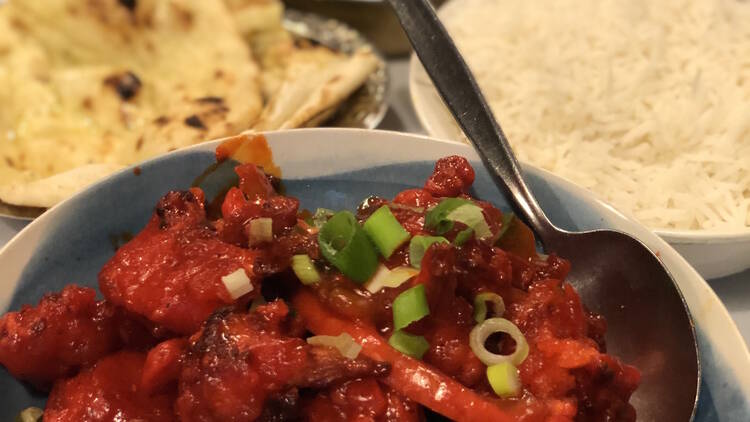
[
  {"left": 0, "top": 0, "right": 262, "bottom": 207},
  {"left": 252, "top": 49, "right": 379, "bottom": 131},
  {"left": 224, "top": 0, "right": 294, "bottom": 100},
  {"left": 225, "top": 0, "right": 381, "bottom": 130},
  {"left": 0, "top": 164, "right": 124, "bottom": 208}
]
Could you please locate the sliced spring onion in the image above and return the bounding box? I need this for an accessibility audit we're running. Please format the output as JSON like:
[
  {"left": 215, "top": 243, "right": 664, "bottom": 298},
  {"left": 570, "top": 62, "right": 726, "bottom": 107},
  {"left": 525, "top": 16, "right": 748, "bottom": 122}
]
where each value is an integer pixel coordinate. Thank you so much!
[
  {"left": 15, "top": 407, "right": 43, "bottom": 422},
  {"left": 291, "top": 254, "right": 321, "bottom": 285},
  {"left": 446, "top": 203, "right": 492, "bottom": 239},
  {"left": 453, "top": 228, "right": 474, "bottom": 246},
  {"left": 424, "top": 198, "right": 473, "bottom": 234},
  {"left": 312, "top": 208, "right": 335, "bottom": 228},
  {"left": 388, "top": 330, "right": 430, "bottom": 359},
  {"left": 408, "top": 235, "right": 448, "bottom": 269},
  {"left": 364, "top": 264, "right": 419, "bottom": 294},
  {"left": 318, "top": 210, "right": 379, "bottom": 284},
  {"left": 393, "top": 284, "right": 430, "bottom": 331},
  {"left": 307, "top": 332, "right": 362, "bottom": 359},
  {"left": 221, "top": 268, "right": 254, "bottom": 300},
  {"left": 470, "top": 317, "right": 529, "bottom": 366},
  {"left": 496, "top": 212, "right": 515, "bottom": 240},
  {"left": 247, "top": 217, "right": 273, "bottom": 245},
  {"left": 487, "top": 362, "right": 521, "bottom": 398},
  {"left": 425, "top": 198, "right": 492, "bottom": 240},
  {"left": 473, "top": 292, "right": 506, "bottom": 323},
  {"left": 363, "top": 206, "right": 411, "bottom": 258}
]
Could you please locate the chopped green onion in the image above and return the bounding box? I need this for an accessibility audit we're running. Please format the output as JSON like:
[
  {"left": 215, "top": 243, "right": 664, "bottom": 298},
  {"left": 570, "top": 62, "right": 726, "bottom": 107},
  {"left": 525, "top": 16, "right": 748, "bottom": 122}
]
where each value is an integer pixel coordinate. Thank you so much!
[
  {"left": 388, "top": 330, "right": 430, "bottom": 359},
  {"left": 424, "top": 198, "right": 473, "bottom": 234},
  {"left": 393, "top": 284, "right": 430, "bottom": 331},
  {"left": 453, "top": 228, "right": 474, "bottom": 246},
  {"left": 363, "top": 206, "right": 411, "bottom": 258},
  {"left": 470, "top": 317, "right": 529, "bottom": 366},
  {"left": 408, "top": 235, "right": 448, "bottom": 269},
  {"left": 473, "top": 292, "right": 506, "bottom": 323},
  {"left": 312, "top": 208, "right": 335, "bottom": 228},
  {"left": 446, "top": 203, "right": 492, "bottom": 239},
  {"left": 307, "top": 332, "right": 362, "bottom": 359},
  {"left": 15, "top": 407, "right": 43, "bottom": 422},
  {"left": 487, "top": 362, "right": 521, "bottom": 398},
  {"left": 291, "top": 254, "right": 321, "bottom": 285},
  {"left": 364, "top": 264, "right": 419, "bottom": 294},
  {"left": 425, "top": 198, "right": 492, "bottom": 240},
  {"left": 247, "top": 217, "right": 273, "bottom": 245},
  {"left": 221, "top": 268, "right": 254, "bottom": 300},
  {"left": 318, "top": 210, "right": 379, "bottom": 283},
  {"left": 496, "top": 213, "right": 515, "bottom": 240}
]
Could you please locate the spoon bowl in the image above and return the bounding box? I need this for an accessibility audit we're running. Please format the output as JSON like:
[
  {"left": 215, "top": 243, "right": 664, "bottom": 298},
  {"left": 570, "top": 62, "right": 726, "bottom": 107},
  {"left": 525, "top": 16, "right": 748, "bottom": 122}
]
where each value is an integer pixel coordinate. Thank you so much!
[
  {"left": 548, "top": 229, "right": 699, "bottom": 419},
  {"left": 387, "top": 0, "right": 700, "bottom": 419}
]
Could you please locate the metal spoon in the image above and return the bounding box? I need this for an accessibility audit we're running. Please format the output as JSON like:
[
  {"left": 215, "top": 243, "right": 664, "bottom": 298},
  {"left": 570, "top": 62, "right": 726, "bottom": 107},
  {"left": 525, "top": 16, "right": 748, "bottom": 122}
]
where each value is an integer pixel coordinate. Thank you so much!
[{"left": 386, "top": 0, "right": 699, "bottom": 420}]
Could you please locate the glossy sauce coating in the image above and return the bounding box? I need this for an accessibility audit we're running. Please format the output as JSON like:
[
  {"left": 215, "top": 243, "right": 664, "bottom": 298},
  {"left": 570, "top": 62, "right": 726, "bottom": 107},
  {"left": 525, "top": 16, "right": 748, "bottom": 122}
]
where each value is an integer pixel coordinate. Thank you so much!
[
  {"left": 44, "top": 351, "right": 176, "bottom": 422},
  {"left": 0, "top": 286, "right": 135, "bottom": 389},
  {"left": 0, "top": 153, "right": 639, "bottom": 421},
  {"left": 99, "top": 190, "right": 260, "bottom": 334}
]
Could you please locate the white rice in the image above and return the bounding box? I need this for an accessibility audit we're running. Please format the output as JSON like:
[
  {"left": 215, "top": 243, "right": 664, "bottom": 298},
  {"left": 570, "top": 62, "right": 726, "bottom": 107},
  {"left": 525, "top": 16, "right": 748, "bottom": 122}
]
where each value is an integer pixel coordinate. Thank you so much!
[{"left": 442, "top": 0, "right": 750, "bottom": 230}]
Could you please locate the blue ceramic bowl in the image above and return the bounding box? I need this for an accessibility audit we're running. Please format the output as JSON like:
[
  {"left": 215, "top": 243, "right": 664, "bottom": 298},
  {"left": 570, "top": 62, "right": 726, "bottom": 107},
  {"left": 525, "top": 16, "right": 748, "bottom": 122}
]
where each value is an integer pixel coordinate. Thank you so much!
[{"left": 1, "top": 129, "right": 748, "bottom": 420}]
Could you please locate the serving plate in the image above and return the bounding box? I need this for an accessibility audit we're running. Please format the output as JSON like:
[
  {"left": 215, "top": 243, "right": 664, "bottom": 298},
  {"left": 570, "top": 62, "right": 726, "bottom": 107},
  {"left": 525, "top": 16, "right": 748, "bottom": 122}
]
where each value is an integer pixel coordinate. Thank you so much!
[{"left": 0, "top": 129, "right": 748, "bottom": 420}]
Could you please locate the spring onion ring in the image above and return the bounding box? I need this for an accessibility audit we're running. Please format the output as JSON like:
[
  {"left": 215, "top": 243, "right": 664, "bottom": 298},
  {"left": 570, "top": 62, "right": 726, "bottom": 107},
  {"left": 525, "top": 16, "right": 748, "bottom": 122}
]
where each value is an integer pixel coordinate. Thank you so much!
[
  {"left": 15, "top": 407, "right": 43, "bottom": 422},
  {"left": 221, "top": 268, "right": 254, "bottom": 300},
  {"left": 473, "top": 292, "right": 506, "bottom": 323},
  {"left": 291, "top": 254, "right": 321, "bottom": 285},
  {"left": 408, "top": 235, "right": 449, "bottom": 269},
  {"left": 424, "top": 198, "right": 473, "bottom": 234},
  {"left": 393, "top": 284, "right": 430, "bottom": 331},
  {"left": 312, "top": 208, "right": 335, "bottom": 228},
  {"left": 446, "top": 204, "right": 492, "bottom": 239},
  {"left": 453, "top": 228, "right": 474, "bottom": 246},
  {"left": 247, "top": 217, "right": 273, "bottom": 245},
  {"left": 469, "top": 317, "right": 529, "bottom": 366},
  {"left": 487, "top": 362, "right": 521, "bottom": 398},
  {"left": 307, "top": 332, "right": 362, "bottom": 359},
  {"left": 364, "top": 265, "right": 419, "bottom": 294},
  {"left": 318, "top": 210, "right": 379, "bottom": 283},
  {"left": 363, "top": 206, "right": 411, "bottom": 258},
  {"left": 388, "top": 330, "right": 430, "bottom": 359}
]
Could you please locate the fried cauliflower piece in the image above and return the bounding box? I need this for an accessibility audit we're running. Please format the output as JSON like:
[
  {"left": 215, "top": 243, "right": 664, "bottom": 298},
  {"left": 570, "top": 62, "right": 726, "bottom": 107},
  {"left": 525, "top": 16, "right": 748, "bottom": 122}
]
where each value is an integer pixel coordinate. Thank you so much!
[
  {"left": 176, "top": 301, "right": 388, "bottom": 421},
  {"left": 0, "top": 286, "right": 124, "bottom": 388},
  {"left": 45, "top": 351, "right": 176, "bottom": 422},
  {"left": 99, "top": 189, "right": 261, "bottom": 335}
]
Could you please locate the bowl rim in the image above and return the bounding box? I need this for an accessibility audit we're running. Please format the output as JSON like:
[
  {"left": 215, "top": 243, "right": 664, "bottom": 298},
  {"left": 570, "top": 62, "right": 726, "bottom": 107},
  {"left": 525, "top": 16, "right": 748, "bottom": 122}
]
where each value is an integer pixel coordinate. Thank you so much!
[{"left": 656, "top": 227, "right": 750, "bottom": 243}]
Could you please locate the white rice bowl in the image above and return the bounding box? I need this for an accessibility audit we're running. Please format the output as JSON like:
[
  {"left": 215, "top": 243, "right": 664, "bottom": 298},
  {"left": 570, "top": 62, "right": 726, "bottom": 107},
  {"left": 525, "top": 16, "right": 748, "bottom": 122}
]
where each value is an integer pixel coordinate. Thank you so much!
[{"left": 411, "top": 0, "right": 750, "bottom": 278}]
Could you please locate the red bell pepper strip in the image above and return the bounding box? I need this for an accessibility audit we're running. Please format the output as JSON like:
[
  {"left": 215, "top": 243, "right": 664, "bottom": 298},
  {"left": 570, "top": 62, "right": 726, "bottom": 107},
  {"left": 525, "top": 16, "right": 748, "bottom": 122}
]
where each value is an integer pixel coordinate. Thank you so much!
[{"left": 292, "top": 289, "right": 514, "bottom": 422}]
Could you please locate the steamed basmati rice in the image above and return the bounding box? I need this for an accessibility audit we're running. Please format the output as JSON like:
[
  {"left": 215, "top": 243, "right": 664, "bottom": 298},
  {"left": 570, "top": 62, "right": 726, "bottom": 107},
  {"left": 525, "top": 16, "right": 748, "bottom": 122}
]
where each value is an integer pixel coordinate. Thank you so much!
[{"left": 441, "top": 0, "right": 750, "bottom": 231}]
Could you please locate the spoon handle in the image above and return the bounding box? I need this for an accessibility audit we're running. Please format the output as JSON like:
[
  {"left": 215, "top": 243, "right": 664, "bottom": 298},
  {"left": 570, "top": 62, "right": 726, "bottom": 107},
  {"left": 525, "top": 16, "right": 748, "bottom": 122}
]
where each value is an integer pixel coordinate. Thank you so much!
[{"left": 387, "top": 0, "right": 558, "bottom": 241}]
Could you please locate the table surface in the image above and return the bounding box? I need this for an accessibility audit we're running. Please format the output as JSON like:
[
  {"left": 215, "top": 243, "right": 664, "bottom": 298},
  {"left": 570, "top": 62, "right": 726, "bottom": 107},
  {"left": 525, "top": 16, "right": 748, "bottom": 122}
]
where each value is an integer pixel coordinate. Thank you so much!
[{"left": 1, "top": 57, "right": 749, "bottom": 349}]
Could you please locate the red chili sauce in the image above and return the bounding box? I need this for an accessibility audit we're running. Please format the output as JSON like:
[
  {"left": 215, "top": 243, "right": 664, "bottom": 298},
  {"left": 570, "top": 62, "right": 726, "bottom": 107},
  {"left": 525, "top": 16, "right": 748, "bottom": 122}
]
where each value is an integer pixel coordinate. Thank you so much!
[{"left": 0, "top": 155, "right": 639, "bottom": 421}]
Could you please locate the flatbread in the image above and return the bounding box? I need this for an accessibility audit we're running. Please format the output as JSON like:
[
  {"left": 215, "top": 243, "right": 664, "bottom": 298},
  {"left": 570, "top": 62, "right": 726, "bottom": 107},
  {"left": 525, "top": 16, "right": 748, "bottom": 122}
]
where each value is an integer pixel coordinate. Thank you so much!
[
  {"left": 225, "top": 0, "right": 381, "bottom": 131},
  {"left": 223, "top": 0, "right": 293, "bottom": 100},
  {"left": 0, "top": 0, "right": 379, "bottom": 209},
  {"left": 252, "top": 49, "right": 379, "bottom": 131},
  {"left": 0, "top": 0, "right": 262, "bottom": 207},
  {"left": 0, "top": 164, "right": 124, "bottom": 208}
]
